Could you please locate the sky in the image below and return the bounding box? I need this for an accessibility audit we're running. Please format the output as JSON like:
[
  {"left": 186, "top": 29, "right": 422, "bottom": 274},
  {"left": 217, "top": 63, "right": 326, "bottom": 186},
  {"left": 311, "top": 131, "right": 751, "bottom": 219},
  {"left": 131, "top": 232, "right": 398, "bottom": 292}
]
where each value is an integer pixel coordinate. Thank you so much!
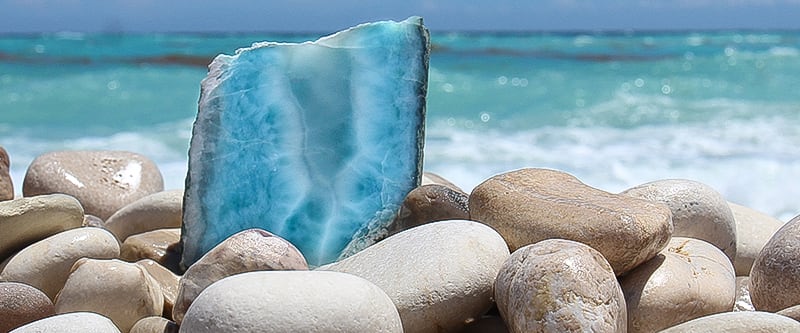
[{"left": 1, "top": 0, "right": 799, "bottom": 33}]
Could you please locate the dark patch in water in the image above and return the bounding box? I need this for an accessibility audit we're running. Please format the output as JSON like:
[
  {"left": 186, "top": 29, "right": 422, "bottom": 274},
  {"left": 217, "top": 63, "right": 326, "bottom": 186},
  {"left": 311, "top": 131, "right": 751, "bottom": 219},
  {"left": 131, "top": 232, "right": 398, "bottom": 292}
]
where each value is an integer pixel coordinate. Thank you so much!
[{"left": 0, "top": 52, "right": 212, "bottom": 67}]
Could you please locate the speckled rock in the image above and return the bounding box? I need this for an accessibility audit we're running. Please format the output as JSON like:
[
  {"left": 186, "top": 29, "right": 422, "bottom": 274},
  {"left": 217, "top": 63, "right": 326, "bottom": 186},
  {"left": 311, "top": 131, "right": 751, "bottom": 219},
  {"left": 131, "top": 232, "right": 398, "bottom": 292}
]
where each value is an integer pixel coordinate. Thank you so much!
[
  {"left": 22, "top": 150, "right": 164, "bottom": 220},
  {"left": 120, "top": 228, "right": 181, "bottom": 273},
  {"left": 172, "top": 228, "right": 307, "bottom": 324},
  {"left": 389, "top": 184, "right": 469, "bottom": 235},
  {"left": 776, "top": 304, "right": 800, "bottom": 322},
  {"left": 733, "top": 276, "right": 754, "bottom": 312},
  {"left": 179, "top": 271, "right": 402, "bottom": 333},
  {"left": 495, "top": 239, "right": 626, "bottom": 333},
  {"left": 319, "top": 220, "right": 510, "bottom": 333},
  {"left": 658, "top": 311, "right": 800, "bottom": 332},
  {"left": 9, "top": 312, "right": 121, "bottom": 333},
  {"left": 54, "top": 258, "right": 163, "bottom": 333},
  {"left": 0, "top": 194, "right": 84, "bottom": 260},
  {"left": 622, "top": 179, "right": 736, "bottom": 261},
  {"left": 105, "top": 190, "right": 182, "bottom": 242},
  {"left": 470, "top": 168, "right": 673, "bottom": 276},
  {"left": 619, "top": 237, "right": 735, "bottom": 333},
  {"left": 750, "top": 214, "right": 800, "bottom": 312},
  {"left": 136, "top": 259, "right": 179, "bottom": 320},
  {"left": 728, "top": 202, "right": 785, "bottom": 276},
  {"left": 0, "top": 146, "right": 13, "bottom": 202},
  {"left": 130, "top": 316, "right": 178, "bottom": 333},
  {"left": 421, "top": 171, "right": 463, "bottom": 192},
  {"left": 1, "top": 227, "right": 119, "bottom": 300},
  {"left": 0, "top": 282, "right": 55, "bottom": 332}
]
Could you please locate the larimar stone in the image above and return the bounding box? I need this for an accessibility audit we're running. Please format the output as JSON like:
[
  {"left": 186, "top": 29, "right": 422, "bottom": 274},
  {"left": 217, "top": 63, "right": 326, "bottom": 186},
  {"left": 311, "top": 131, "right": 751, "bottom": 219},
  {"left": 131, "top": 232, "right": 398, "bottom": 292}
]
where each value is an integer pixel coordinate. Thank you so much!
[{"left": 181, "top": 17, "right": 429, "bottom": 268}]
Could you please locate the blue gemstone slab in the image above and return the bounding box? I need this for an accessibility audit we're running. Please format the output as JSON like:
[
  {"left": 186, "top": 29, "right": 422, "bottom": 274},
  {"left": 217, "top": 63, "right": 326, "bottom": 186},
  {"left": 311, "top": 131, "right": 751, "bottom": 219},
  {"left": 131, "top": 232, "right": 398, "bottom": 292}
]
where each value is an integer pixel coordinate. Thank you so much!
[{"left": 181, "top": 17, "right": 429, "bottom": 268}]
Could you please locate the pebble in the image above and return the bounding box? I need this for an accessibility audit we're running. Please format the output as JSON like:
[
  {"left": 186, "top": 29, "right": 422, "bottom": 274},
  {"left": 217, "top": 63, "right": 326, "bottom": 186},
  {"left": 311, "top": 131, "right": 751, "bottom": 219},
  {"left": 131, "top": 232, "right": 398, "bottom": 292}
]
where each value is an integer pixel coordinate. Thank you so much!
[
  {"left": 658, "top": 311, "right": 800, "bottom": 332},
  {"left": 1, "top": 227, "right": 120, "bottom": 300},
  {"left": 749, "top": 214, "right": 800, "bottom": 312},
  {"left": 105, "top": 189, "right": 183, "bottom": 242},
  {"left": 83, "top": 214, "right": 105, "bottom": 228},
  {"left": 389, "top": 184, "right": 469, "bottom": 235},
  {"left": 54, "top": 258, "right": 163, "bottom": 333},
  {"left": 0, "top": 146, "right": 13, "bottom": 201},
  {"left": 469, "top": 168, "right": 672, "bottom": 275},
  {"left": 621, "top": 179, "right": 737, "bottom": 261},
  {"left": 179, "top": 271, "right": 403, "bottom": 333},
  {"left": 0, "top": 282, "right": 55, "bottom": 332},
  {"left": 22, "top": 150, "right": 164, "bottom": 220},
  {"left": 136, "top": 259, "right": 180, "bottom": 320},
  {"left": 319, "top": 220, "right": 510, "bottom": 333},
  {"left": 172, "top": 228, "right": 308, "bottom": 324},
  {"left": 421, "top": 171, "right": 463, "bottom": 192},
  {"left": 130, "top": 316, "right": 178, "bottom": 333},
  {"left": 776, "top": 304, "right": 800, "bottom": 322},
  {"left": 9, "top": 312, "right": 121, "bottom": 333},
  {"left": 728, "top": 201, "right": 785, "bottom": 276},
  {"left": 120, "top": 228, "right": 182, "bottom": 273},
  {"left": 494, "top": 239, "right": 626, "bottom": 332},
  {"left": 0, "top": 194, "right": 84, "bottom": 261},
  {"left": 460, "top": 316, "right": 508, "bottom": 333},
  {"left": 733, "top": 276, "right": 754, "bottom": 312},
  {"left": 619, "top": 237, "right": 735, "bottom": 332}
]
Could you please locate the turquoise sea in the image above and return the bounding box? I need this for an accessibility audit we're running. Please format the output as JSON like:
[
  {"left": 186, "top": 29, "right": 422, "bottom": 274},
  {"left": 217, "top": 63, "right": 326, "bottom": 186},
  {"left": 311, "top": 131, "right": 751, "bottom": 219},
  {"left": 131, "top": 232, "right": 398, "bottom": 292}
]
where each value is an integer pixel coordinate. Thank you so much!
[{"left": 1, "top": 30, "right": 799, "bottom": 220}]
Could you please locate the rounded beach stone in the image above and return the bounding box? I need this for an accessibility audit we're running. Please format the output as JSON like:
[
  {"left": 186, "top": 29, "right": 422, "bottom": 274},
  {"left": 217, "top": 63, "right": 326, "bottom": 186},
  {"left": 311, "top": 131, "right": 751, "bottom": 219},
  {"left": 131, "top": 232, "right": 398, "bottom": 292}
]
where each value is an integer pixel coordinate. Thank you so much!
[
  {"left": 750, "top": 214, "right": 800, "bottom": 312},
  {"left": 733, "top": 276, "right": 754, "bottom": 312},
  {"left": 136, "top": 259, "right": 180, "bottom": 319},
  {"left": 1, "top": 227, "right": 120, "bottom": 300},
  {"left": 22, "top": 150, "right": 164, "bottom": 220},
  {"left": 130, "top": 316, "right": 178, "bottom": 333},
  {"left": 389, "top": 184, "right": 469, "bottom": 235},
  {"left": 83, "top": 214, "right": 105, "bottom": 228},
  {"left": 319, "top": 220, "right": 510, "bottom": 333},
  {"left": 0, "top": 194, "right": 84, "bottom": 261},
  {"left": 0, "top": 282, "right": 55, "bottom": 332},
  {"left": 105, "top": 189, "right": 182, "bottom": 242},
  {"left": 728, "top": 201, "right": 785, "bottom": 276},
  {"left": 777, "top": 304, "right": 800, "bottom": 322},
  {"left": 421, "top": 171, "right": 463, "bottom": 192},
  {"left": 658, "top": 311, "right": 800, "bottom": 332},
  {"left": 619, "top": 237, "right": 735, "bottom": 332},
  {"left": 9, "top": 312, "right": 120, "bottom": 333},
  {"left": 120, "top": 228, "right": 181, "bottom": 273},
  {"left": 469, "top": 168, "right": 672, "bottom": 276},
  {"left": 54, "top": 258, "right": 163, "bottom": 333},
  {"left": 172, "top": 228, "right": 307, "bottom": 324},
  {"left": 494, "top": 239, "right": 626, "bottom": 333},
  {"left": 621, "top": 179, "right": 737, "bottom": 261},
  {"left": 179, "top": 271, "right": 403, "bottom": 333},
  {"left": 0, "top": 146, "right": 13, "bottom": 202}
]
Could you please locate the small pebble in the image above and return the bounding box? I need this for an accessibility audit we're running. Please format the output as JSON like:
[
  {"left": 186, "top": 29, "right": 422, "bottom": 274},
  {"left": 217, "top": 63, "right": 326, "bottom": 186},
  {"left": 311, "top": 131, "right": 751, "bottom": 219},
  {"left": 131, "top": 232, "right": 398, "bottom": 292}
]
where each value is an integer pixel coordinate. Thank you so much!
[
  {"left": 105, "top": 189, "right": 183, "bottom": 242},
  {"left": 23, "top": 150, "right": 164, "bottom": 220},
  {"left": 389, "top": 184, "right": 469, "bottom": 234},
  {"left": 421, "top": 171, "right": 463, "bottom": 192},
  {"left": 658, "top": 311, "right": 800, "bottom": 332},
  {"left": 733, "top": 276, "right": 754, "bottom": 312},
  {"left": 130, "top": 316, "right": 178, "bottom": 333},
  {"left": 9, "top": 312, "right": 120, "bottom": 333},
  {"left": 776, "top": 304, "right": 800, "bottom": 322},
  {"left": 120, "top": 228, "right": 181, "bottom": 273},
  {"left": 136, "top": 259, "right": 180, "bottom": 320},
  {"left": 0, "top": 146, "right": 13, "bottom": 202},
  {"left": 0, "top": 194, "right": 84, "bottom": 261},
  {"left": 749, "top": 214, "right": 800, "bottom": 312},
  {"left": 728, "top": 201, "right": 785, "bottom": 276},
  {"left": 0, "top": 282, "right": 55, "bottom": 332}
]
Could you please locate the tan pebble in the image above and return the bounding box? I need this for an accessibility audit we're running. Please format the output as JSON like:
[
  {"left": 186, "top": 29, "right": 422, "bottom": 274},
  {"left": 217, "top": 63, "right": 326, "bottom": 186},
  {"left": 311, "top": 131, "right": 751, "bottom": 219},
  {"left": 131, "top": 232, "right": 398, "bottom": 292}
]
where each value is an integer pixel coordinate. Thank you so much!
[
  {"left": 470, "top": 168, "right": 673, "bottom": 275},
  {"left": 22, "top": 150, "right": 164, "bottom": 220},
  {"left": 54, "top": 258, "right": 163, "bottom": 333},
  {"left": 105, "top": 189, "right": 182, "bottom": 242},
  {"left": 0, "top": 282, "right": 55, "bottom": 332},
  {"left": 172, "top": 228, "right": 307, "bottom": 324},
  {"left": 733, "top": 276, "right": 754, "bottom": 312},
  {"left": 776, "top": 304, "right": 800, "bottom": 322},
  {"left": 130, "top": 316, "right": 178, "bottom": 333},
  {"left": 421, "top": 171, "right": 463, "bottom": 192},
  {"left": 0, "top": 146, "right": 13, "bottom": 202},
  {"left": 136, "top": 259, "right": 180, "bottom": 320},
  {"left": 120, "top": 228, "right": 181, "bottom": 273},
  {"left": 658, "top": 311, "right": 800, "bottom": 332},
  {"left": 0, "top": 194, "right": 84, "bottom": 260},
  {"left": 620, "top": 237, "right": 735, "bottom": 332},
  {"left": 389, "top": 184, "right": 468, "bottom": 235},
  {"left": 319, "top": 220, "right": 510, "bottom": 333},
  {"left": 750, "top": 214, "right": 800, "bottom": 312},
  {"left": 495, "top": 239, "right": 626, "bottom": 333},
  {"left": 1, "top": 227, "right": 119, "bottom": 300},
  {"left": 179, "top": 271, "right": 402, "bottom": 333},
  {"left": 10, "top": 312, "right": 121, "bottom": 333},
  {"left": 622, "top": 179, "right": 737, "bottom": 261},
  {"left": 728, "top": 202, "right": 785, "bottom": 276}
]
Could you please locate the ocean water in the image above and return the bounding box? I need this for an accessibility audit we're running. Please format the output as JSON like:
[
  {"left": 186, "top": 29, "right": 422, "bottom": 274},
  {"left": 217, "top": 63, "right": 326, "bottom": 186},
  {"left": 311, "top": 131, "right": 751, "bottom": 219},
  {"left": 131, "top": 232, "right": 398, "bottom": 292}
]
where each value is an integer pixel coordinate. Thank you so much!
[{"left": 1, "top": 30, "right": 799, "bottom": 220}]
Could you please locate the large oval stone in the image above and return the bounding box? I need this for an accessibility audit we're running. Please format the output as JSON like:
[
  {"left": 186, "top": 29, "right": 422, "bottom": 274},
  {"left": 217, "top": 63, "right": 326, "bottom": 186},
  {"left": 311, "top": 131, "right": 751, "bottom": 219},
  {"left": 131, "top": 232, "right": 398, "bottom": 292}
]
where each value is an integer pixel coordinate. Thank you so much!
[
  {"left": 0, "top": 282, "right": 55, "bottom": 332},
  {"left": 0, "top": 146, "right": 13, "bottom": 202},
  {"left": 750, "top": 214, "right": 800, "bottom": 312},
  {"left": 179, "top": 271, "right": 402, "bottom": 333},
  {"left": 658, "top": 311, "right": 800, "bottom": 332},
  {"left": 319, "top": 220, "right": 510, "bottom": 333},
  {"left": 105, "top": 189, "right": 182, "bottom": 242},
  {"left": 622, "top": 179, "right": 736, "bottom": 261},
  {"left": 494, "top": 239, "right": 626, "bottom": 333},
  {"left": 23, "top": 150, "right": 164, "bottom": 220},
  {"left": 619, "top": 237, "right": 735, "bottom": 332},
  {"left": 1, "top": 227, "right": 120, "bottom": 300},
  {"left": 0, "top": 194, "right": 84, "bottom": 261},
  {"left": 469, "top": 168, "right": 672, "bottom": 275},
  {"left": 728, "top": 202, "right": 785, "bottom": 276},
  {"left": 9, "top": 312, "right": 120, "bottom": 333}
]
